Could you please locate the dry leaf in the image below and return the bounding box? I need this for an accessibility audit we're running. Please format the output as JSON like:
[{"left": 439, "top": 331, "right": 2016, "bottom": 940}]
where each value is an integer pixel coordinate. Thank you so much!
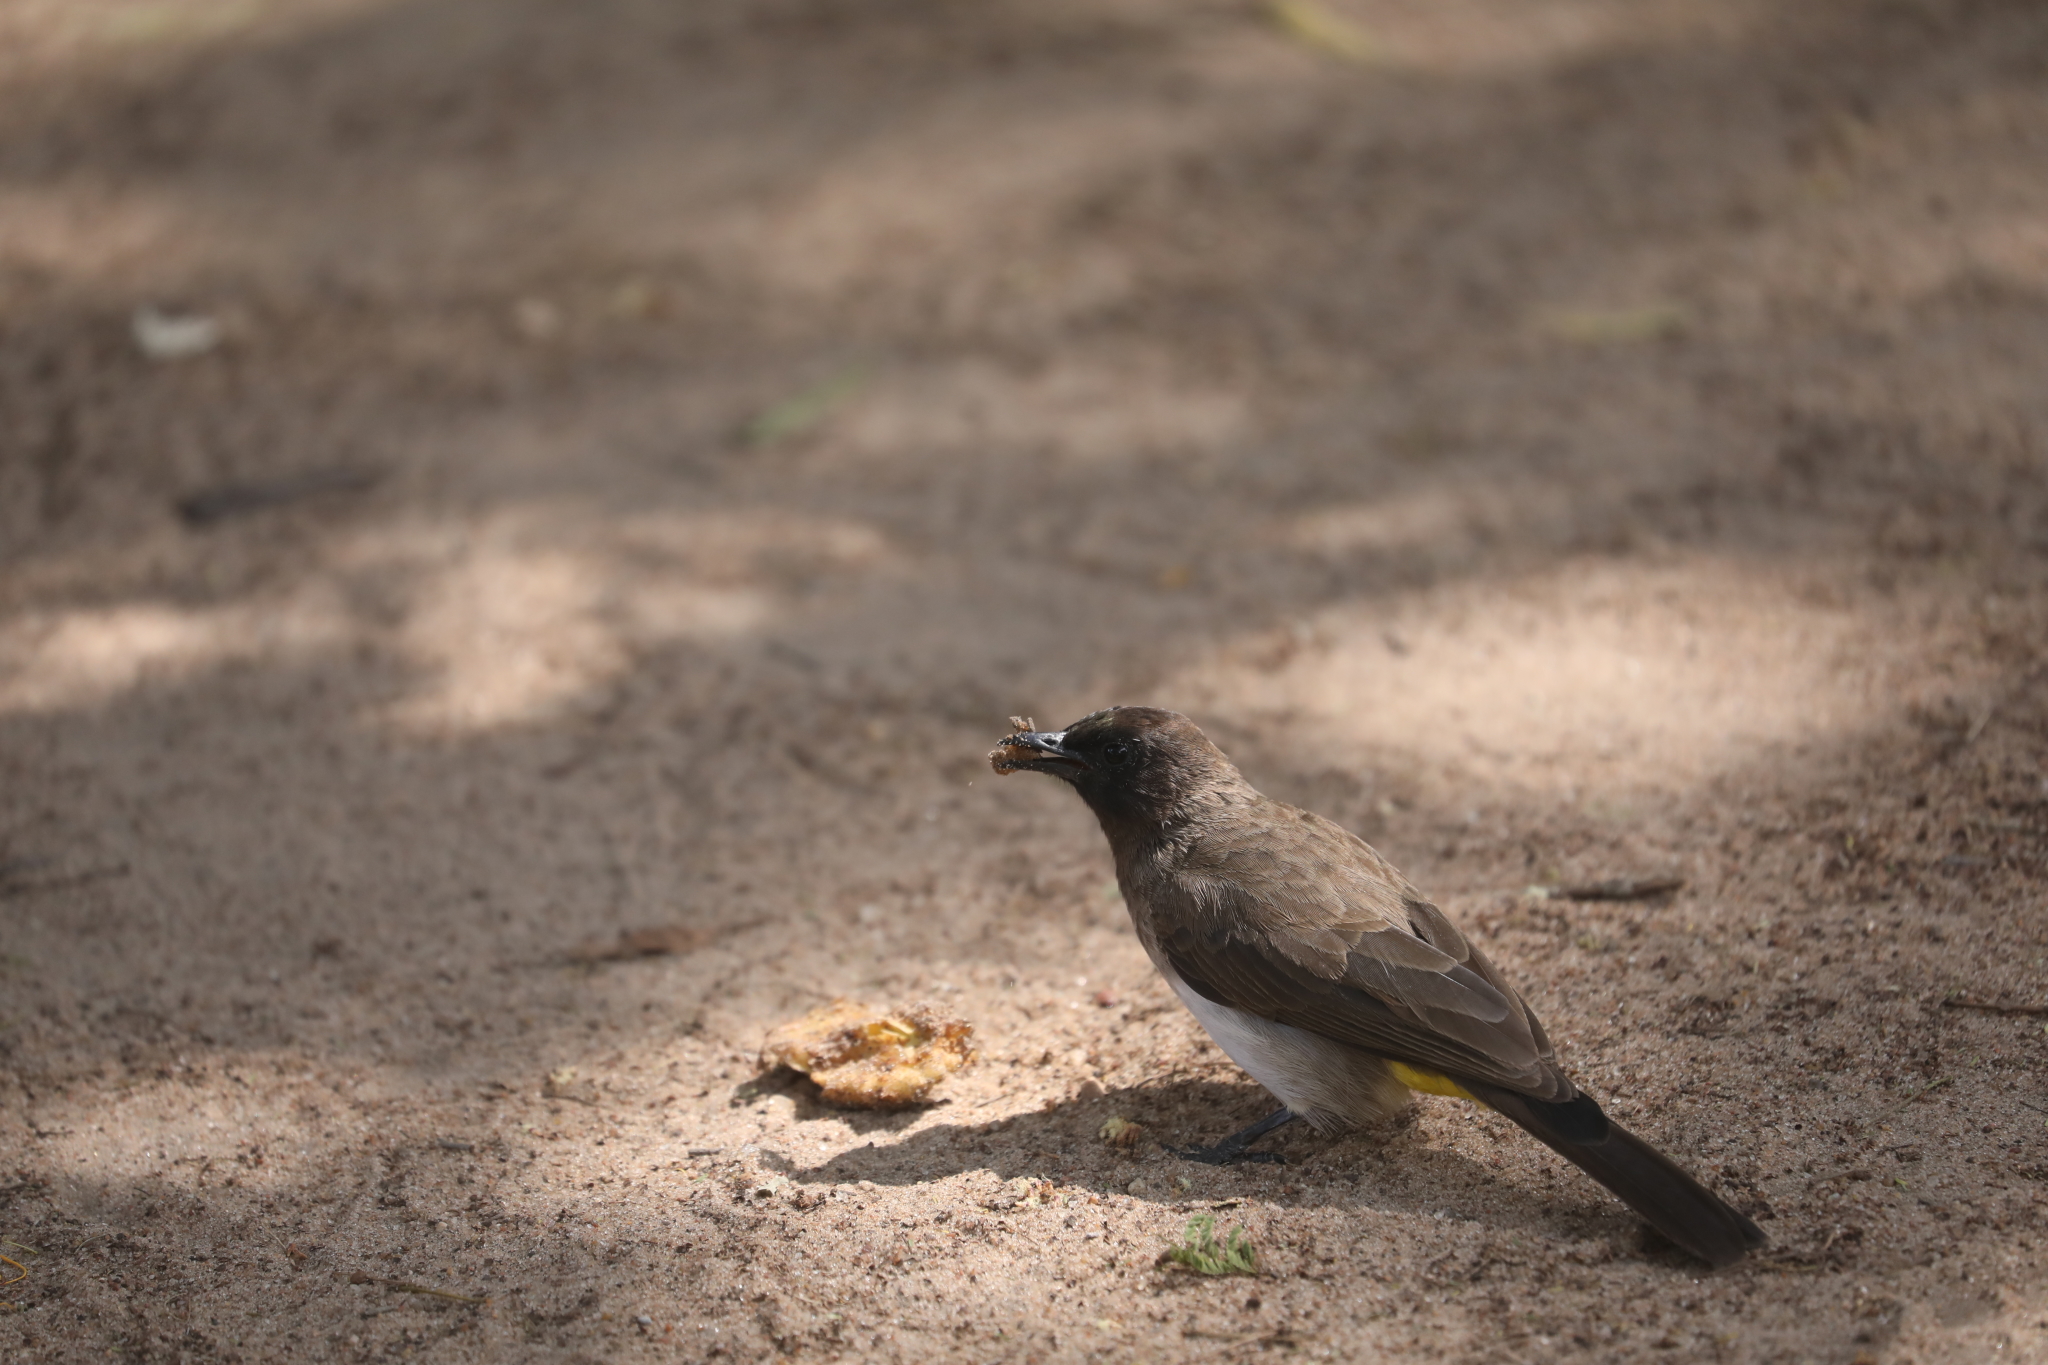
[
  {"left": 565, "top": 921, "right": 757, "bottom": 964},
  {"left": 542, "top": 1066, "right": 598, "bottom": 1104}
]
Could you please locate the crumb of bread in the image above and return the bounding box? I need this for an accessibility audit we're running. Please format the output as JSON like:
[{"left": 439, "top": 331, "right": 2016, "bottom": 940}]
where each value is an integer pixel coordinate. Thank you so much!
[
  {"left": 989, "top": 715, "right": 1036, "bottom": 774},
  {"left": 761, "top": 1000, "right": 976, "bottom": 1108},
  {"left": 988, "top": 741, "right": 1034, "bottom": 773},
  {"left": 1099, "top": 1116, "right": 1145, "bottom": 1148}
]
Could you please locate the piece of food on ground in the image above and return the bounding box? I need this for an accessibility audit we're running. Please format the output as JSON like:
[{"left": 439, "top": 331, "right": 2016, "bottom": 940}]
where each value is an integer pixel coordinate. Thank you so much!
[
  {"left": 1100, "top": 1116, "right": 1145, "bottom": 1147},
  {"left": 761, "top": 1000, "right": 976, "bottom": 1108}
]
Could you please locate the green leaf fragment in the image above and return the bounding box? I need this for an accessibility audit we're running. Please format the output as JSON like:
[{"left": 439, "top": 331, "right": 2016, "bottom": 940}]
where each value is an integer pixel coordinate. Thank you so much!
[
  {"left": 1165, "top": 1213, "right": 1258, "bottom": 1276},
  {"left": 743, "top": 367, "right": 868, "bottom": 447}
]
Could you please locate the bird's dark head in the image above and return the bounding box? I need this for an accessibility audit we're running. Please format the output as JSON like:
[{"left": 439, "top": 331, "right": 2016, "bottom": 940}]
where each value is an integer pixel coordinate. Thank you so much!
[{"left": 989, "top": 706, "right": 1239, "bottom": 830}]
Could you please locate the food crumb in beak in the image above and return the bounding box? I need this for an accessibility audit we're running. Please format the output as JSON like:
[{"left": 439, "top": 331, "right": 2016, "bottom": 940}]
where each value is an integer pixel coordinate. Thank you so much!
[
  {"left": 988, "top": 741, "right": 1034, "bottom": 774},
  {"left": 989, "top": 717, "right": 1037, "bottom": 775}
]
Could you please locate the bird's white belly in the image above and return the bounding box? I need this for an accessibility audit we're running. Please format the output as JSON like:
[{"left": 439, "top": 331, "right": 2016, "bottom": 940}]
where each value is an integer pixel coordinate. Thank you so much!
[{"left": 1151, "top": 954, "right": 1407, "bottom": 1131}]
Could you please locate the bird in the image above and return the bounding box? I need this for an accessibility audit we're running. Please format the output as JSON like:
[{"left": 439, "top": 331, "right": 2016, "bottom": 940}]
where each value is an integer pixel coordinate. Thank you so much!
[{"left": 989, "top": 705, "right": 1766, "bottom": 1269}]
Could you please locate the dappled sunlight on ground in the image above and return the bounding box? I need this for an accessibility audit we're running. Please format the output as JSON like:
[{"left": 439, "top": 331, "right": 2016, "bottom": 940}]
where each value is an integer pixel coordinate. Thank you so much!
[
  {"left": 1183, "top": 555, "right": 1995, "bottom": 800},
  {"left": 0, "top": 591, "right": 352, "bottom": 713},
  {"left": 2, "top": 0, "right": 2046, "bottom": 1362}
]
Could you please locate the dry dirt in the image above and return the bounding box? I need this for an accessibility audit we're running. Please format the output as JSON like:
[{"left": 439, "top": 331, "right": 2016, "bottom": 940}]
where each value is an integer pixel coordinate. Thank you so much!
[{"left": 3, "top": 1, "right": 2048, "bottom": 1361}]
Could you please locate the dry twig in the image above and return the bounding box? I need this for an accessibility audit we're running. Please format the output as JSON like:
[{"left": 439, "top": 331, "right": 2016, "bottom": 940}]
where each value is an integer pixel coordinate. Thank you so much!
[
  {"left": 1890, "top": 1077, "right": 1952, "bottom": 1114},
  {"left": 1184, "top": 1325, "right": 1308, "bottom": 1348},
  {"left": 1549, "top": 877, "right": 1686, "bottom": 902},
  {"left": 176, "top": 465, "right": 381, "bottom": 527},
  {"left": 1942, "top": 996, "right": 2048, "bottom": 1017},
  {"left": 564, "top": 920, "right": 760, "bottom": 964},
  {"left": 349, "top": 1270, "right": 486, "bottom": 1304}
]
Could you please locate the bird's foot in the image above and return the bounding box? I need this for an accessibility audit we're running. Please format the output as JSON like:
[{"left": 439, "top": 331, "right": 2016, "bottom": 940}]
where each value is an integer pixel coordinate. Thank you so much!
[
  {"left": 1169, "top": 1142, "right": 1285, "bottom": 1167},
  {"left": 1168, "top": 1108, "right": 1297, "bottom": 1165}
]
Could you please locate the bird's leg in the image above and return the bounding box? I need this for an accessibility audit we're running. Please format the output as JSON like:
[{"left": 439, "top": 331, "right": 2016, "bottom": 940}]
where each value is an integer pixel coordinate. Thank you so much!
[{"left": 1171, "top": 1108, "right": 1296, "bottom": 1166}]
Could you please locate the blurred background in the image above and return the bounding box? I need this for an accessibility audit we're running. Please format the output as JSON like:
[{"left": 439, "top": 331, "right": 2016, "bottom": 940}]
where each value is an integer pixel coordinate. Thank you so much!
[{"left": 2, "top": 0, "right": 2045, "bottom": 1359}]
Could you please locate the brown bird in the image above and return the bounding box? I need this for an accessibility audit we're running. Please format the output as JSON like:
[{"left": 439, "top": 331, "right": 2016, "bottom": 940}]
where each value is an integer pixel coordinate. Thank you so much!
[{"left": 991, "top": 706, "right": 1765, "bottom": 1268}]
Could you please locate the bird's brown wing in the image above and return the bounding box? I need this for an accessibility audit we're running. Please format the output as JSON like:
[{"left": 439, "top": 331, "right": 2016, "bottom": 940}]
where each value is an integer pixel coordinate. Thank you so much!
[{"left": 1158, "top": 806, "right": 1573, "bottom": 1100}]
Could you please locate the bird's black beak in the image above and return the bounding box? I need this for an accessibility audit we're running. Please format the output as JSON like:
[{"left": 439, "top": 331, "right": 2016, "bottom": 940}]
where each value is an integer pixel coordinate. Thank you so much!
[{"left": 989, "top": 722, "right": 1087, "bottom": 778}]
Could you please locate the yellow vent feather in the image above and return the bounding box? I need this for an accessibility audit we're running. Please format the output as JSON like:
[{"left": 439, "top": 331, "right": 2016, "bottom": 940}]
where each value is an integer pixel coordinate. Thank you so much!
[{"left": 1388, "top": 1061, "right": 1473, "bottom": 1100}]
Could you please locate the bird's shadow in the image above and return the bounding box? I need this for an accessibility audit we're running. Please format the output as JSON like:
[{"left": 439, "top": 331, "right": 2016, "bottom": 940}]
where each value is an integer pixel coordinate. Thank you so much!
[
  {"left": 744, "top": 1073, "right": 1648, "bottom": 1250},
  {"left": 732, "top": 1066, "right": 934, "bottom": 1136}
]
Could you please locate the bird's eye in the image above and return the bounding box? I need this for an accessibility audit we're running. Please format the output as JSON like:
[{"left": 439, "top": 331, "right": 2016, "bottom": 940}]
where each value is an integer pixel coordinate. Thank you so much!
[{"left": 1102, "top": 741, "right": 1130, "bottom": 767}]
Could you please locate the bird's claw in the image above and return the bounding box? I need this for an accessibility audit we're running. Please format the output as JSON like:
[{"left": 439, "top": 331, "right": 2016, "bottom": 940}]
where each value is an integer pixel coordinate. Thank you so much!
[{"left": 1169, "top": 1144, "right": 1285, "bottom": 1167}]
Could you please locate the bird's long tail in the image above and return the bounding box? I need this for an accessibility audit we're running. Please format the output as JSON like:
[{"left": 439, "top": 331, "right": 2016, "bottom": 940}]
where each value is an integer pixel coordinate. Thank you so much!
[{"left": 1461, "top": 1081, "right": 1767, "bottom": 1269}]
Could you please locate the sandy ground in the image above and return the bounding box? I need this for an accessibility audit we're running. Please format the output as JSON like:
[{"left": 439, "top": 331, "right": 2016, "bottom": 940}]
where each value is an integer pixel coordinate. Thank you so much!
[{"left": 3, "top": 0, "right": 2048, "bottom": 1361}]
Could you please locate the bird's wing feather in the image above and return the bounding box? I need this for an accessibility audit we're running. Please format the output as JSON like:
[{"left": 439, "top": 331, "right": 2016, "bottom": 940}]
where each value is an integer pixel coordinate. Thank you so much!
[{"left": 1157, "top": 806, "right": 1572, "bottom": 1099}]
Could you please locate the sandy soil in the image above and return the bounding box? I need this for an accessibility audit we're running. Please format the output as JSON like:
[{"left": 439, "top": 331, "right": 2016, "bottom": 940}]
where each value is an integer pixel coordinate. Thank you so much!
[{"left": 2, "top": 0, "right": 2047, "bottom": 1361}]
